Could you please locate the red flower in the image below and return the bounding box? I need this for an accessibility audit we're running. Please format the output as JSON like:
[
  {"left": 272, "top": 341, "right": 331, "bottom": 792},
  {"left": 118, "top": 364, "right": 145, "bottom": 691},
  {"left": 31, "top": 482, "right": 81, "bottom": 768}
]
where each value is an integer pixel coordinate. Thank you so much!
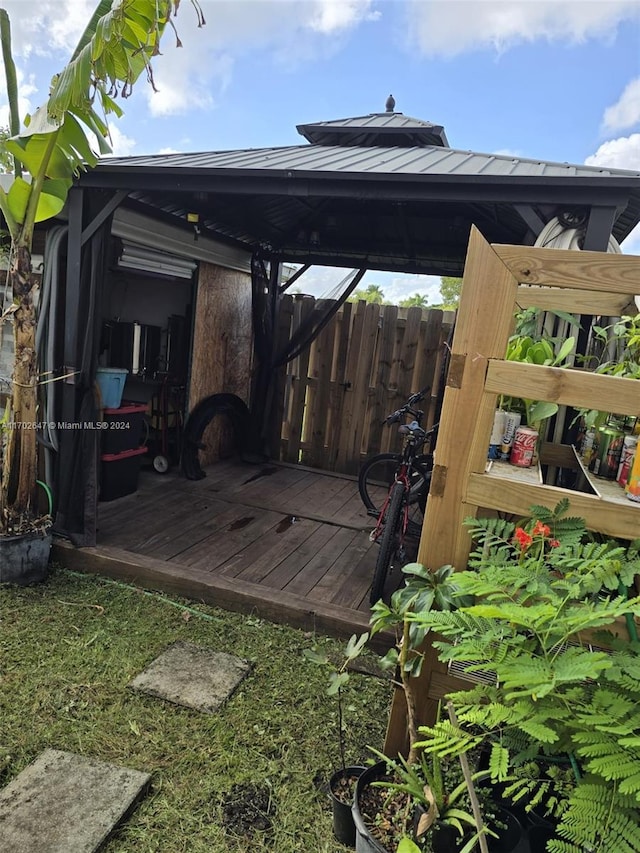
[
  {"left": 550, "top": 539, "right": 560, "bottom": 548},
  {"left": 532, "top": 520, "right": 551, "bottom": 538},
  {"left": 514, "top": 527, "right": 533, "bottom": 551}
]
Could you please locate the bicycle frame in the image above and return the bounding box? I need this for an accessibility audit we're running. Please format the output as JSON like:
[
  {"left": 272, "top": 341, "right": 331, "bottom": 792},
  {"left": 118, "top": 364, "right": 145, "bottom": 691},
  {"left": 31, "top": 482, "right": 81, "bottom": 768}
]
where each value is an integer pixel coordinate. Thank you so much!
[{"left": 370, "top": 422, "right": 429, "bottom": 546}]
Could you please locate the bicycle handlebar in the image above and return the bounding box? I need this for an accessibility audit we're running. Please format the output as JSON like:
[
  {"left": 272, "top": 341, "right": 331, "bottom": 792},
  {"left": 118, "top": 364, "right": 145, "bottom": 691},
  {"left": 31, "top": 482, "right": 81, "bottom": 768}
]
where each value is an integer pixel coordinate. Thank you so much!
[{"left": 383, "top": 386, "right": 430, "bottom": 425}]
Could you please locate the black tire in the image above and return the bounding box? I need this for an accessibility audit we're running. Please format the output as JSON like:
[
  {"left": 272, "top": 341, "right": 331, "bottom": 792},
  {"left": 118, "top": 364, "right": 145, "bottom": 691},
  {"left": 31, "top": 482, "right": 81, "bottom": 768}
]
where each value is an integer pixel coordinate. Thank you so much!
[
  {"left": 359, "top": 452, "right": 431, "bottom": 536},
  {"left": 181, "top": 393, "right": 263, "bottom": 481},
  {"left": 370, "top": 480, "right": 406, "bottom": 605}
]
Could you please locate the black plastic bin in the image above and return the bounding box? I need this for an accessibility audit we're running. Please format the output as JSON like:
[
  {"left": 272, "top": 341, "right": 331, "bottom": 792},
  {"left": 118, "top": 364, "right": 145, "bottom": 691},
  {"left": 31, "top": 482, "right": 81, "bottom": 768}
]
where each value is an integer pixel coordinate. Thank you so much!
[
  {"left": 102, "top": 402, "right": 148, "bottom": 454},
  {"left": 100, "top": 446, "right": 147, "bottom": 501}
]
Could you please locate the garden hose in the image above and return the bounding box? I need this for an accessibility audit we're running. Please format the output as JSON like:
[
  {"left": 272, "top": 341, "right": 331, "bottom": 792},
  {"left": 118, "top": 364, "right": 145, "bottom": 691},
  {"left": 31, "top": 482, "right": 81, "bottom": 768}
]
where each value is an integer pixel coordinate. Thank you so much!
[{"left": 36, "top": 479, "right": 53, "bottom": 516}]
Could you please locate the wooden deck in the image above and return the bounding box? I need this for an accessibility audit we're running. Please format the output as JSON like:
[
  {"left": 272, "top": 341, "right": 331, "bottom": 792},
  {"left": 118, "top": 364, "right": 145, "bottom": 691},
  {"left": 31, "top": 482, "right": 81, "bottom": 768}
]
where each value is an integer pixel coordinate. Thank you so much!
[{"left": 53, "top": 459, "right": 415, "bottom": 643}]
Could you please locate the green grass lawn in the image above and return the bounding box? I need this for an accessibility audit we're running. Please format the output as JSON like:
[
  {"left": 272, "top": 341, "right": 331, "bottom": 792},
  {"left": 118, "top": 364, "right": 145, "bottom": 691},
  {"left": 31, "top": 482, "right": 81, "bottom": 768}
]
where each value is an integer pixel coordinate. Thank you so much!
[{"left": 0, "top": 565, "right": 391, "bottom": 852}]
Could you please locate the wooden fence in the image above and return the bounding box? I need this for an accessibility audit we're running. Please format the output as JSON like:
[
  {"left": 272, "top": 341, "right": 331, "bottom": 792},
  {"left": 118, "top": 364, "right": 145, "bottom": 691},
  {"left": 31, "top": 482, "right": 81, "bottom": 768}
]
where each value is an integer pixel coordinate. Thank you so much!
[{"left": 271, "top": 296, "right": 455, "bottom": 475}]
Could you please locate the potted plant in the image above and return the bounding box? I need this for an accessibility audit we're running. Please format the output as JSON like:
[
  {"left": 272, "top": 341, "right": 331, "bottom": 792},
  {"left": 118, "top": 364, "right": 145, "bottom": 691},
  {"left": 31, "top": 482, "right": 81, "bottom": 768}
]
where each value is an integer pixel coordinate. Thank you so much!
[
  {"left": 350, "top": 564, "right": 498, "bottom": 852},
  {"left": 304, "top": 632, "right": 370, "bottom": 847},
  {"left": 411, "top": 500, "right": 640, "bottom": 852},
  {"left": 0, "top": 2, "right": 198, "bottom": 582}
]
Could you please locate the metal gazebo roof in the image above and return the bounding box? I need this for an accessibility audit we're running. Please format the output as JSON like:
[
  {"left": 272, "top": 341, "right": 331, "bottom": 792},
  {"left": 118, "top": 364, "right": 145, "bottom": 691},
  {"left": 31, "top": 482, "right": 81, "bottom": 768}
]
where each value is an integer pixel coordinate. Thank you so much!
[{"left": 79, "top": 105, "right": 640, "bottom": 275}]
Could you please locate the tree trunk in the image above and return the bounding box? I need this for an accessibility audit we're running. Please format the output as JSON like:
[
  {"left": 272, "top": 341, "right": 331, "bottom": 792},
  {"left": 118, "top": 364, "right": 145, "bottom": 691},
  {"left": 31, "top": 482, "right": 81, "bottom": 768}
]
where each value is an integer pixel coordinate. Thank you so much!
[{"left": 1, "top": 242, "right": 38, "bottom": 528}]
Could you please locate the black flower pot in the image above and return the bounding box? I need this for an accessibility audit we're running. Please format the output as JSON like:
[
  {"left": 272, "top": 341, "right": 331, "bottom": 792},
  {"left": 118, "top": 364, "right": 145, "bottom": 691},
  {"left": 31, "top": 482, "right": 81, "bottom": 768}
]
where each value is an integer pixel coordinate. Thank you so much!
[
  {"left": 330, "top": 766, "right": 366, "bottom": 848},
  {"left": 526, "top": 807, "right": 557, "bottom": 851},
  {"left": 352, "top": 761, "right": 392, "bottom": 853},
  {"left": 432, "top": 820, "right": 461, "bottom": 853},
  {"left": 0, "top": 529, "right": 51, "bottom": 585},
  {"left": 487, "top": 808, "right": 523, "bottom": 853}
]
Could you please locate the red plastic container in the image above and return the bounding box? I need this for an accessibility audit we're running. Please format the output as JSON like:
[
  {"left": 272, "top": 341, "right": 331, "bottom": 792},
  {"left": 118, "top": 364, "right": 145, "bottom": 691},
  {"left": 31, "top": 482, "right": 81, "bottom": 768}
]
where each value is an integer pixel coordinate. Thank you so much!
[
  {"left": 100, "top": 446, "right": 147, "bottom": 501},
  {"left": 102, "top": 402, "right": 148, "bottom": 454}
]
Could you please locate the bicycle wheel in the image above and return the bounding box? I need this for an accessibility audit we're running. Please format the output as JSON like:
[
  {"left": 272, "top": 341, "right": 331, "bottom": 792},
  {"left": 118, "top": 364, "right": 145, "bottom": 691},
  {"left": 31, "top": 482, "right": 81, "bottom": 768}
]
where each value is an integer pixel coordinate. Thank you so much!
[
  {"left": 370, "top": 480, "right": 406, "bottom": 605},
  {"left": 359, "top": 453, "right": 431, "bottom": 535}
]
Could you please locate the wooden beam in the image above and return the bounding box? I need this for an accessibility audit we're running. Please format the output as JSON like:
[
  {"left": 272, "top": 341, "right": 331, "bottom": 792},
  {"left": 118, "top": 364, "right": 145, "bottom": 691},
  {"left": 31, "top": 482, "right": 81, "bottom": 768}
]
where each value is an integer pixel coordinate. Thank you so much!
[
  {"left": 466, "top": 473, "right": 640, "bottom": 542},
  {"left": 516, "top": 285, "right": 636, "bottom": 317},
  {"left": 493, "top": 244, "right": 640, "bottom": 292},
  {"left": 51, "top": 539, "right": 393, "bottom": 651},
  {"left": 417, "top": 226, "right": 519, "bottom": 571},
  {"left": 484, "top": 361, "right": 640, "bottom": 419}
]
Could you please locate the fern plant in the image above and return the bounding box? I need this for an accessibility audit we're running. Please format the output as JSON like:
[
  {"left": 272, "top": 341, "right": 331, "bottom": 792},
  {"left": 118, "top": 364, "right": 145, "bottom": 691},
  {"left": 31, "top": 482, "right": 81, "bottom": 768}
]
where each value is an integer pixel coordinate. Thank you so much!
[{"left": 411, "top": 502, "right": 640, "bottom": 852}]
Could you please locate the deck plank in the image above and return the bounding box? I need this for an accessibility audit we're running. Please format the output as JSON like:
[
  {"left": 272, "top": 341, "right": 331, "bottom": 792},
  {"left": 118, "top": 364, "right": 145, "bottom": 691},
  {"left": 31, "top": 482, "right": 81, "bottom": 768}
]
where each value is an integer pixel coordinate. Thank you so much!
[
  {"left": 223, "top": 517, "right": 321, "bottom": 583},
  {"left": 62, "top": 459, "right": 390, "bottom": 644}
]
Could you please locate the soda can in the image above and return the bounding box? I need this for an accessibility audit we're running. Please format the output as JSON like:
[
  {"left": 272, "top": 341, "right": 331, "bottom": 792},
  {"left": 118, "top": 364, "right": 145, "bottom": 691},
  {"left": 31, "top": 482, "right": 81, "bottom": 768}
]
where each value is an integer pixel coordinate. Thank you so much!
[
  {"left": 510, "top": 426, "right": 538, "bottom": 468},
  {"left": 617, "top": 436, "right": 638, "bottom": 487},
  {"left": 626, "top": 448, "right": 640, "bottom": 503},
  {"left": 592, "top": 424, "right": 624, "bottom": 479},
  {"left": 500, "top": 412, "right": 522, "bottom": 461}
]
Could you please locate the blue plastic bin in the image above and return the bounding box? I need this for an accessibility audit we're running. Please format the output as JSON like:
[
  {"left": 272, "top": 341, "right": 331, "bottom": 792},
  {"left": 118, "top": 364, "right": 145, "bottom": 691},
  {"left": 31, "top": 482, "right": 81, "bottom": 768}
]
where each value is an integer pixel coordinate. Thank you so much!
[{"left": 96, "top": 367, "right": 128, "bottom": 409}]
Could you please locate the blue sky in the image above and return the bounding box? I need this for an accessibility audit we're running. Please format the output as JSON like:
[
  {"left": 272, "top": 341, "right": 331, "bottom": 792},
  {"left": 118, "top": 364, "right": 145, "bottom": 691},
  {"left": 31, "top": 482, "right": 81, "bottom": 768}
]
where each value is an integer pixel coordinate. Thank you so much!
[{"left": 1, "top": 0, "right": 639, "bottom": 303}]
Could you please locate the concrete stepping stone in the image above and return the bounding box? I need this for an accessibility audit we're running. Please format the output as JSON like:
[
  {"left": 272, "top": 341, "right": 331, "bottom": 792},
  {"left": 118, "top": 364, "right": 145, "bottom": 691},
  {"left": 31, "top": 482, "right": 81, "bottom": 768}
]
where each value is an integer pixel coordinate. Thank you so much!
[
  {"left": 0, "top": 749, "right": 150, "bottom": 853},
  {"left": 129, "top": 640, "right": 251, "bottom": 713}
]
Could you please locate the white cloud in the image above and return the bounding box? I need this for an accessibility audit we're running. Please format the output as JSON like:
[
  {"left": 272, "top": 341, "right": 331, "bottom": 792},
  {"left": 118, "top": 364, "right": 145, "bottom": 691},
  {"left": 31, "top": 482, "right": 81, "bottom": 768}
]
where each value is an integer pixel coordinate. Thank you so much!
[
  {"left": 104, "top": 125, "right": 137, "bottom": 157},
  {"left": 157, "top": 147, "right": 180, "bottom": 155},
  {"left": 290, "top": 267, "right": 443, "bottom": 305},
  {"left": 1, "top": 0, "right": 381, "bottom": 123},
  {"left": 377, "top": 273, "right": 442, "bottom": 306},
  {"left": 0, "top": 1, "right": 95, "bottom": 58},
  {"left": 622, "top": 224, "right": 640, "bottom": 256},
  {"left": 407, "top": 0, "right": 639, "bottom": 57},
  {"left": 309, "top": 0, "right": 380, "bottom": 34},
  {"left": 584, "top": 134, "right": 640, "bottom": 170},
  {"left": 0, "top": 67, "right": 37, "bottom": 129},
  {"left": 585, "top": 135, "right": 640, "bottom": 259},
  {"left": 603, "top": 77, "right": 640, "bottom": 133}
]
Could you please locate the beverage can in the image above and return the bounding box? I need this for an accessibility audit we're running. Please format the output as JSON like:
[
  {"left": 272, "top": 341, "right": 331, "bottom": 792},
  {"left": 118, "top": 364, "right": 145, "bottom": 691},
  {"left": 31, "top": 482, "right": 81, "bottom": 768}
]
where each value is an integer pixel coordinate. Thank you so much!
[
  {"left": 626, "top": 448, "right": 640, "bottom": 503},
  {"left": 580, "top": 428, "right": 597, "bottom": 467},
  {"left": 592, "top": 424, "right": 624, "bottom": 479},
  {"left": 617, "top": 436, "right": 638, "bottom": 487},
  {"left": 488, "top": 410, "right": 506, "bottom": 460},
  {"left": 500, "top": 412, "right": 522, "bottom": 460},
  {"left": 510, "top": 426, "right": 538, "bottom": 468}
]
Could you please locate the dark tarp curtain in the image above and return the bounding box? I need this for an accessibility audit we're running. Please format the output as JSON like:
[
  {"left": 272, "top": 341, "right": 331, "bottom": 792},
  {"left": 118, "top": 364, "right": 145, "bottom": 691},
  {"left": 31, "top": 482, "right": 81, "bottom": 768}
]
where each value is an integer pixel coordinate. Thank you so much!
[
  {"left": 53, "top": 214, "right": 111, "bottom": 546},
  {"left": 250, "top": 254, "right": 364, "bottom": 452}
]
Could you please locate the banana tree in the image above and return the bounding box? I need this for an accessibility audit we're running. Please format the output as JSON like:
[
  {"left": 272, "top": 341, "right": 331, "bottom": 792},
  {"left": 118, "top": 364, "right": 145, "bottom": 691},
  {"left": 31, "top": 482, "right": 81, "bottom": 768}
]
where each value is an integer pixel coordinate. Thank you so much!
[{"left": 0, "top": 0, "right": 202, "bottom": 534}]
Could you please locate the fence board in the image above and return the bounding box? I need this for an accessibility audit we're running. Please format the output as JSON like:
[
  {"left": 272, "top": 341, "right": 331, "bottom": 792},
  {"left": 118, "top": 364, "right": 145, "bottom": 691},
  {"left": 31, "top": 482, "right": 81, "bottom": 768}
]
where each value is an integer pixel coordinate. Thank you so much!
[
  {"left": 274, "top": 299, "right": 448, "bottom": 475},
  {"left": 327, "top": 301, "right": 352, "bottom": 469},
  {"left": 284, "top": 297, "right": 315, "bottom": 463},
  {"left": 366, "top": 304, "right": 398, "bottom": 456},
  {"left": 335, "top": 301, "right": 368, "bottom": 471},
  {"left": 305, "top": 316, "right": 337, "bottom": 468}
]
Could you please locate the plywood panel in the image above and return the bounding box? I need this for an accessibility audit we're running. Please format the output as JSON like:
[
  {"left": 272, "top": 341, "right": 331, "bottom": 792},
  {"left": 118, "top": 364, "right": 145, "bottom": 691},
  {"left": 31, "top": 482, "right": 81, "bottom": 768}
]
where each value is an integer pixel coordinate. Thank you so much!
[{"left": 188, "top": 263, "right": 252, "bottom": 465}]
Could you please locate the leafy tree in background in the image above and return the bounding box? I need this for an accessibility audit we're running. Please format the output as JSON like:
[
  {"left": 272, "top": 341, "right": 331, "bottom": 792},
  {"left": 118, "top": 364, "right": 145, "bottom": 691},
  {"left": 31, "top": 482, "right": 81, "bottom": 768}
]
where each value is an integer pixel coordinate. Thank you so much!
[
  {"left": 348, "top": 283, "right": 386, "bottom": 304},
  {"left": 0, "top": 127, "right": 12, "bottom": 173},
  {"left": 0, "top": 0, "right": 203, "bottom": 532},
  {"left": 438, "top": 276, "right": 462, "bottom": 309},
  {"left": 399, "top": 292, "right": 429, "bottom": 308}
]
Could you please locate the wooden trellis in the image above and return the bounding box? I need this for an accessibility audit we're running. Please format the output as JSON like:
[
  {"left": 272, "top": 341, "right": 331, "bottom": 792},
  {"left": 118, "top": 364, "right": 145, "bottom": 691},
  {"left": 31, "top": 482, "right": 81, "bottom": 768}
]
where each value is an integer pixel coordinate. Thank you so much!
[{"left": 385, "top": 226, "right": 640, "bottom": 756}]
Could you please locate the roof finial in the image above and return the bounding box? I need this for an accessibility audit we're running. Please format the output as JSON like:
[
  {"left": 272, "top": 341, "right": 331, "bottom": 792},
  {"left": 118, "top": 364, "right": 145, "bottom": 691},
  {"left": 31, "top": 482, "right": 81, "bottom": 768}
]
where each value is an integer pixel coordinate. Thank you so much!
[{"left": 385, "top": 94, "right": 395, "bottom": 113}]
